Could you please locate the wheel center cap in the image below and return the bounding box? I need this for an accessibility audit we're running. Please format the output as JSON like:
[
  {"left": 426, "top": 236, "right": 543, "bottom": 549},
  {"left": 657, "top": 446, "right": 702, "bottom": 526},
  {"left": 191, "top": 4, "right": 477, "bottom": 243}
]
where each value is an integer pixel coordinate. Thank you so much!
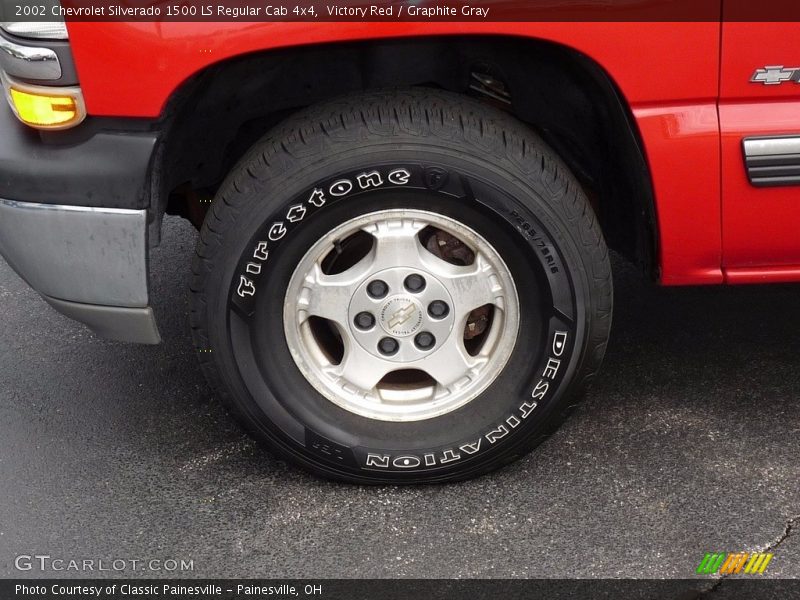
[{"left": 379, "top": 296, "right": 424, "bottom": 337}]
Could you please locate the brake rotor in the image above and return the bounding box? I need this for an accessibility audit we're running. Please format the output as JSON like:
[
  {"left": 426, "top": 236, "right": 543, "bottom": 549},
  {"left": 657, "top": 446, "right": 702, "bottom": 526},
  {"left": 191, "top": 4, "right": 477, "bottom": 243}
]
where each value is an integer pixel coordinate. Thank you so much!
[{"left": 426, "top": 229, "right": 489, "bottom": 339}]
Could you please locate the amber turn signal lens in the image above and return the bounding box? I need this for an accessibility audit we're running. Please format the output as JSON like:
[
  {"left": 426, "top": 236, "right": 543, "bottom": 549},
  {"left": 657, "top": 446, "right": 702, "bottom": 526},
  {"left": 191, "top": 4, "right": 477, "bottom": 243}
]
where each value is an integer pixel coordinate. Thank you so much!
[{"left": 8, "top": 87, "right": 83, "bottom": 128}]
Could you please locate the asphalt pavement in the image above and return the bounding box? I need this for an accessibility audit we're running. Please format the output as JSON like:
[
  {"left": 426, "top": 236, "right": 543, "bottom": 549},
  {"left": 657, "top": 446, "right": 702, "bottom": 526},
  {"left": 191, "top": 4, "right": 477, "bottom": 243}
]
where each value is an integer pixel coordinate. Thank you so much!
[{"left": 1, "top": 216, "right": 798, "bottom": 580}]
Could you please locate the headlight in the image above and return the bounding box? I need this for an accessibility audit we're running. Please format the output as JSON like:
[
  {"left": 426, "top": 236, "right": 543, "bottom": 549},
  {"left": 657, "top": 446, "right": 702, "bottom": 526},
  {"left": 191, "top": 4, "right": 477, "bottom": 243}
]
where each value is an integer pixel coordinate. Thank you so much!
[{"left": 0, "top": 21, "right": 68, "bottom": 40}]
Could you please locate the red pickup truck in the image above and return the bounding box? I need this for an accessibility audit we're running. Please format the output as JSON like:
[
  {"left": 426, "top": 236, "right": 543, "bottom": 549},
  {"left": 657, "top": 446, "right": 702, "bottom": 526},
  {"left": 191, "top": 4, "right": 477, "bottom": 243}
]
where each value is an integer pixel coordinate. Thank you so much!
[{"left": 0, "top": 3, "right": 795, "bottom": 483}]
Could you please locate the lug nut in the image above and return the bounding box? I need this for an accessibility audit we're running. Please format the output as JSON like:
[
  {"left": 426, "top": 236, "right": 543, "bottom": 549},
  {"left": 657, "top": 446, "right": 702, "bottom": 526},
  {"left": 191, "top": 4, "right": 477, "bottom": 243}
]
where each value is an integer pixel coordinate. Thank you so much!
[
  {"left": 428, "top": 300, "right": 450, "bottom": 319},
  {"left": 378, "top": 337, "right": 399, "bottom": 356},
  {"left": 367, "top": 279, "right": 389, "bottom": 299},
  {"left": 404, "top": 273, "right": 426, "bottom": 293},
  {"left": 414, "top": 331, "right": 436, "bottom": 350},
  {"left": 354, "top": 312, "right": 375, "bottom": 330}
]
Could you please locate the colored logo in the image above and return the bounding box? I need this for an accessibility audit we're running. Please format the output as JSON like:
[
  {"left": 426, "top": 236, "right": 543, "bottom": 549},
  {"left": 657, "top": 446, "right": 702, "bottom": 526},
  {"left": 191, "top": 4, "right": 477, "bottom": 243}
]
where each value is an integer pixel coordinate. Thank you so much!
[{"left": 696, "top": 552, "right": 773, "bottom": 575}]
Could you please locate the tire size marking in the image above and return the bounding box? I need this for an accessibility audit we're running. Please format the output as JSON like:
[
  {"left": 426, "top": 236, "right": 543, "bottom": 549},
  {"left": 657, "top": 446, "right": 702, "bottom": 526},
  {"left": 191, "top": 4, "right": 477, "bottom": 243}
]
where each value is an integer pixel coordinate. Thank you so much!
[
  {"left": 234, "top": 168, "right": 412, "bottom": 298},
  {"left": 509, "top": 210, "right": 561, "bottom": 274},
  {"left": 363, "top": 330, "right": 569, "bottom": 471}
]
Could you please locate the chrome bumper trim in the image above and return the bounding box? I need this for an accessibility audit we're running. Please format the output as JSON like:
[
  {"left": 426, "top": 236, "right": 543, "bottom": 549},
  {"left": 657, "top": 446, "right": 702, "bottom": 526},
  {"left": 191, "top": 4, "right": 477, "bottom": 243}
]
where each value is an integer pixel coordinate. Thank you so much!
[
  {"left": 0, "top": 37, "right": 61, "bottom": 80},
  {"left": 0, "top": 199, "right": 149, "bottom": 306},
  {"left": 43, "top": 297, "right": 161, "bottom": 345}
]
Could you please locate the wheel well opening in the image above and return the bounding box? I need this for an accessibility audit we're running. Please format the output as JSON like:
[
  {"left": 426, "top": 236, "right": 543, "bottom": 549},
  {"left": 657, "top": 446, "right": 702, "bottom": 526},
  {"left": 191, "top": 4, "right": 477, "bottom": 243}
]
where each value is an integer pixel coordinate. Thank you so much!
[{"left": 154, "top": 35, "right": 657, "bottom": 276}]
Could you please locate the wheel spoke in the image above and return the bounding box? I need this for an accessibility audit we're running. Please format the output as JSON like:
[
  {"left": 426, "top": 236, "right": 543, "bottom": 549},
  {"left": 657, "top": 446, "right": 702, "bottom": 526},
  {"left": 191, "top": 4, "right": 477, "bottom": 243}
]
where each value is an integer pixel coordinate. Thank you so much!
[
  {"left": 296, "top": 254, "right": 373, "bottom": 329},
  {"left": 423, "top": 252, "right": 506, "bottom": 321},
  {"left": 362, "top": 218, "right": 428, "bottom": 272},
  {"left": 424, "top": 335, "right": 486, "bottom": 390},
  {"left": 332, "top": 342, "right": 392, "bottom": 392}
]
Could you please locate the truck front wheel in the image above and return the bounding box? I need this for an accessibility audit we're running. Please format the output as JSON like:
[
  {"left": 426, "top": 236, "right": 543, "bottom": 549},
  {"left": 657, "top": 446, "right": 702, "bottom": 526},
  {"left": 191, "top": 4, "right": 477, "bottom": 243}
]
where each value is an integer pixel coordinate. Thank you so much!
[{"left": 190, "top": 90, "right": 612, "bottom": 483}]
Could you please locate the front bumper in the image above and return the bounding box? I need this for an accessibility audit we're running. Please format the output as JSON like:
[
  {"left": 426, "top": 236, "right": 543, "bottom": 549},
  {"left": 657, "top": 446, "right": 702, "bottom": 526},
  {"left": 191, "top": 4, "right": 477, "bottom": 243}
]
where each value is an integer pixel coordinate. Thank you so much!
[{"left": 0, "top": 105, "right": 162, "bottom": 344}]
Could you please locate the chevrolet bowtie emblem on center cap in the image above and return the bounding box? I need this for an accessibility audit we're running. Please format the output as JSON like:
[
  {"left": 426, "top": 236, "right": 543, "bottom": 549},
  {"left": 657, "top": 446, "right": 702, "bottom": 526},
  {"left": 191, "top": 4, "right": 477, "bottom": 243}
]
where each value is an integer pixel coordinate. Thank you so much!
[
  {"left": 379, "top": 297, "right": 424, "bottom": 337},
  {"left": 388, "top": 303, "right": 416, "bottom": 328},
  {"left": 751, "top": 65, "right": 800, "bottom": 85}
]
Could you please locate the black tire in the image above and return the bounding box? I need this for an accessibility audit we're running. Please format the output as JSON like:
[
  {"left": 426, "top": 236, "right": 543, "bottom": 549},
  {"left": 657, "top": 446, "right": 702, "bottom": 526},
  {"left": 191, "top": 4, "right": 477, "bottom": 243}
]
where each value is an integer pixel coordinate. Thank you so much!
[{"left": 190, "top": 89, "right": 612, "bottom": 484}]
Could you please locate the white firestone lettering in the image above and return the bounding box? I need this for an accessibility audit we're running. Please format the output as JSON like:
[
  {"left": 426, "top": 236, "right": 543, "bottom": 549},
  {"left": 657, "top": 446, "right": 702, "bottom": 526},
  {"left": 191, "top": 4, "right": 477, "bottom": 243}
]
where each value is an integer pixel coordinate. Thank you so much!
[
  {"left": 424, "top": 453, "right": 436, "bottom": 466},
  {"left": 329, "top": 179, "right": 353, "bottom": 196},
  {"left": 388, "top": 168, "right": 411, "bottom": 185},
  {"left": 268, "top": 222, "right": 287, "bottom": 241},
  {"left": 253, "top": 241, "right": 269, "bottom": 261},
  {"left": 506, "top": 415, "right": 521, "bottom": 428},
  {"left": 237, "top": 276, "right": 255, "bottom": 298},
  {"left": 307, "top": 188, "right": 326, "bottom": 207},
  {"left": 286, "top": 204, "right": 307, "bottom": 222},
  {"left": 245, "top": 262, "right": 261, "bottom": 275},
  {"left": 356, "top": 171, "right": 383, "bottom": 190}
]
